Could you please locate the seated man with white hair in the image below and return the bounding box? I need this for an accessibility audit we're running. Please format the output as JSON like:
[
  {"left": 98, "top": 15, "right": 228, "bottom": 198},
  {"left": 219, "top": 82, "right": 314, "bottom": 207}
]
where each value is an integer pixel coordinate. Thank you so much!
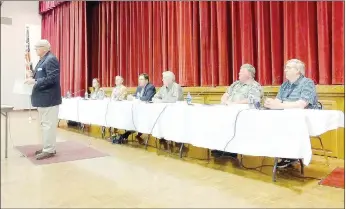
[
  {"left": 264, "top": 58, "right": 319, "bottom": 168},
  {"left": 213, "top": 64, "right": 262, "bottom": 159},
  {"left": 152, "top": 70, "right": 183, "bottom": 150},
  {"left": 111, "top": 75, "right": 127, "bottom": 101},
  {"left": 153, "top": 70, "right": 183, "bottom": 103}
]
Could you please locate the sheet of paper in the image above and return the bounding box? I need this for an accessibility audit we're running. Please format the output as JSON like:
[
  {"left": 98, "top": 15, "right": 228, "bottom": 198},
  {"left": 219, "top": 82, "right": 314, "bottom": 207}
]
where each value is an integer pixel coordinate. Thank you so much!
[{"left": 12, "top": 78, "right": 33, "bottom": 95}]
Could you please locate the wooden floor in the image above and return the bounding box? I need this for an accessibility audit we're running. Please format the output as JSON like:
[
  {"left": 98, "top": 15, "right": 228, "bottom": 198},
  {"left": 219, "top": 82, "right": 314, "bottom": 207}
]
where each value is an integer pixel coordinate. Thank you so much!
[{"left": 1, "top": 111, "right": 344, "bottom": 208}]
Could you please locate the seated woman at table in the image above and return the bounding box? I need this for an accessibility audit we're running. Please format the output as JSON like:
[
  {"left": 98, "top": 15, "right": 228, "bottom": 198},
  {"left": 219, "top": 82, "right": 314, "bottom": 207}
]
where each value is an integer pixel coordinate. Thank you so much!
[
  {"left": 90, "top": 78, "right": 105, "bottom": 100},
  {"left": 111, "top": 76, "right": 127, "bottom": 101},
  {"left": 264, "top": 59, "right": 319, "bottom": 168},
  {"left": 212, "top": 64, "right": 262, "bottom": 160}
]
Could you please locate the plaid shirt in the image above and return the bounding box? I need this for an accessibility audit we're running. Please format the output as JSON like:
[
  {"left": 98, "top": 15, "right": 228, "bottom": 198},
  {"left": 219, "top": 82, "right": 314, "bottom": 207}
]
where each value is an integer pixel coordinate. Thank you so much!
[
  {"left": 276, "top": 75, "right": 318, "bottom": 109},
  {"left": 227, "top": 80, "right": 263, "bottom": 102}
]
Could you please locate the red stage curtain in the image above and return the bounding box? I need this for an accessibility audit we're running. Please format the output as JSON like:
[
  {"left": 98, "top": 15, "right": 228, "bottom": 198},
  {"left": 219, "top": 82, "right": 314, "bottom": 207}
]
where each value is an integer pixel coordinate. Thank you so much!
[
  {"left": 41, "top": 1, "right": 88, "bottom": 96},
  {"left": 87, "top": 1, "right": 344, "bottom": 87},
  {"left": 39, "top": 1, "right": 66, "bottom": 14}
]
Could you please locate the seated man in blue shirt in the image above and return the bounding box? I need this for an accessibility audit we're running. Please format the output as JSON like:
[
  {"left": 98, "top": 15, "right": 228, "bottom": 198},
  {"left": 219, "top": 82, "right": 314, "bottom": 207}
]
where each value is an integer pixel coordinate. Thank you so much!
[
  {"left": 114, "top": 73, "right": 156, "bottom": 144},
  {"left": 264, "top": 59, "right": 319, "bottom": 168}
]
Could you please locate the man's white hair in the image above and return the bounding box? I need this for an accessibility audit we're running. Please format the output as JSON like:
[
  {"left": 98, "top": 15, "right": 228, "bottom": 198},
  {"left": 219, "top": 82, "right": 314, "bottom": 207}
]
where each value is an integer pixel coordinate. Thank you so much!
[
  {"left": 240, "top": 63, "right": 256, "bottom": 78},
  {"left": 162, "top": 70, "right": 175, "bottom": 81},
  {"left": 35, "top": 39, "right": 51, "bottom": 51},
  {"left": 115, "top": 75, "right": 124, "bottom": 81},
  {"left": 286, "top": 59, "right": 305, "bottom": 75}
]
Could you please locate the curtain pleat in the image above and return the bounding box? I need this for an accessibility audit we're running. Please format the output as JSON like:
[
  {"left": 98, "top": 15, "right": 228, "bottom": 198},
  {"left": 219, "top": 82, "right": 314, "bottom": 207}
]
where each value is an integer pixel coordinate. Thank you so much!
[{"left": 41, "top": 1, "right": 344, "bottom": 89}]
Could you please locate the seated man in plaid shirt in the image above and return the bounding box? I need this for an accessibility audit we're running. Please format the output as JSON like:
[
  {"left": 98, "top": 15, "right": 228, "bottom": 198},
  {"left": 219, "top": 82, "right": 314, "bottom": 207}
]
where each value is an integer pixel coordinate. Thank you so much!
[{"left": 264, "top": 58, "right": 319, "bottom": 168}]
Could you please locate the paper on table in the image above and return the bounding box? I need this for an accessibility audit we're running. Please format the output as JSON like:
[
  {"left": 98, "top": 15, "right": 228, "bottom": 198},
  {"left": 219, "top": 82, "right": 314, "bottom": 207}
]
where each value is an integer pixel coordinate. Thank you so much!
[{"left": 13, "top": 78, "right": 33, "bottom": 95}]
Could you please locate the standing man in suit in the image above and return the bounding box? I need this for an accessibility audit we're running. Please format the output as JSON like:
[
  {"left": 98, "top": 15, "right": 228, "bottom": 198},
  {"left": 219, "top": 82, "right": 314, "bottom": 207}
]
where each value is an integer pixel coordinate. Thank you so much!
[
  {"left": 25, "top": 39, "right": 61, "bottom": 160},
  {"left": 114, "top": 73, "right": 156, "bottom": 144}
]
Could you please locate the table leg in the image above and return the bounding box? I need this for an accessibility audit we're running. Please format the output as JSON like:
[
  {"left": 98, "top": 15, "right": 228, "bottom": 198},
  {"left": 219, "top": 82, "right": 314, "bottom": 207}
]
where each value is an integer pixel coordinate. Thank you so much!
[{"left": 5, "top": 112, "right": 8, "bottom": 158}]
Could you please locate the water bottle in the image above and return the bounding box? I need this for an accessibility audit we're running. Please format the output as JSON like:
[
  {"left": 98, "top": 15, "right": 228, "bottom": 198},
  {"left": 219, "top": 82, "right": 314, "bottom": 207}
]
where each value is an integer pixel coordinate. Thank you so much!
[
  {"left": 66, "top": 90, "right": 71, "bottom": 98},
  {"left": 186, "top": 92, "right": 192, "bottom": 105},
  {"left": 248, "top": 94, "right": 254, "bottom": 108},
  {"left": 84, "top": 91, "right": 88, "bottom": 100}
]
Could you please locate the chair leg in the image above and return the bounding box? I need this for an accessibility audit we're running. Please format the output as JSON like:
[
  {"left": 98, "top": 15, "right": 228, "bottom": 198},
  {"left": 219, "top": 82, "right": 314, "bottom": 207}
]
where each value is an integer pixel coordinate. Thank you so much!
[
  {"left": 272, "top": 158, "right": 279, "bottom": 182},
  {"left": 145, "top": 134, "right": 151, "bottom": 150},
  {"left": 131, "top": 132, "right": 134, "bottom": 143},
  {"left": 239, "top": 154, "right": 244, "bottom": 168},
  {"left": 101, "top": 126, "right": 106, "bottom": 139},
  {"left": 317, "top": 136, "right": 329, "bottom": 166},
  {"left": 108, "top": 127, "right": 112, "bottom": 136},
  {"left": 179, "top": 143, "right": 184, "bottom": 158},
  {"left": 80, "top": 123, "right": 85, "bottom": 133},
  {"left": 299, "top": 159, "right": 304, "bottom": 176}
]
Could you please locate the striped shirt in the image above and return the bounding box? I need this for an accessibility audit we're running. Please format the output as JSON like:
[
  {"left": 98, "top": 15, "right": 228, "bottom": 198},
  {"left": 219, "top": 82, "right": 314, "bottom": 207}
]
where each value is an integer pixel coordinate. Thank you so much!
[{"left": 276, "top": 75, "right": 318, "bottom": 109}]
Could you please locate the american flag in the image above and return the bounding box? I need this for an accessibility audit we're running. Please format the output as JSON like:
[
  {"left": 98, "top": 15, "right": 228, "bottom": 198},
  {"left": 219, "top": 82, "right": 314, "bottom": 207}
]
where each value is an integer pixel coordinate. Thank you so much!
[{"left": 25, "top": 26, "right": 33, "bottom": 73}]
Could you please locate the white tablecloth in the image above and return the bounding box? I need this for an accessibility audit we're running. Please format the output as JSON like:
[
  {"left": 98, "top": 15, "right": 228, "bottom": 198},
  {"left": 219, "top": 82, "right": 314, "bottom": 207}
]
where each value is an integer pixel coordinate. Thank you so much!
[{"left": 59, "top": 98, "right": 345, "bottom": 166}]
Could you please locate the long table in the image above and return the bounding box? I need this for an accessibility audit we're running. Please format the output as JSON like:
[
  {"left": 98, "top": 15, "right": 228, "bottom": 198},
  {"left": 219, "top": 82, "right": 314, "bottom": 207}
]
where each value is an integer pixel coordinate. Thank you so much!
[
  {"left": 1, "top": 105, "right": 14, "bottom": 158},
  {"left": 59, "top": 98, "right": 344, "bottom": 166}
]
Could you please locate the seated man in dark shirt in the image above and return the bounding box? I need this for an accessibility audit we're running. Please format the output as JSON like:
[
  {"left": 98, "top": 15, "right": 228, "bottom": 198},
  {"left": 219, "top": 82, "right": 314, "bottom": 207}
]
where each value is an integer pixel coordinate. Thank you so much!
[
  {"left": 114, "top": 73, "right": 156, "bottom": 144},
  {"left": 264, "top": 59, "right": 319, "bottom": 168}
]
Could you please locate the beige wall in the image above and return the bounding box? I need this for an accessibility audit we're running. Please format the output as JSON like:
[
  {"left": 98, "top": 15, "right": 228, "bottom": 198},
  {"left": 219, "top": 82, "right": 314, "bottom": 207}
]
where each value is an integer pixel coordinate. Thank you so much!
[{"left": 1, "top": 1, "right": 41, "bottom": 109}]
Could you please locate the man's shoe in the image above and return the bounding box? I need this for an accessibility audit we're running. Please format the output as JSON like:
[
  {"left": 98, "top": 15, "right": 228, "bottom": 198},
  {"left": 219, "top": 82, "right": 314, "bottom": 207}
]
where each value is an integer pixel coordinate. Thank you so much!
[
  {"left": 112, "top": 135, "right": 128, "bottom": 144},
  {"left": 159, "top": 138, "right": 168, "bottom": 150},
  {"left": 211, "top": 150, "right": 222, "bottom": 157},
  {"left": 277, "top": 158, "right": 299, "bottom": 168},
  {"left": 36, "top": 151, "right": 56, "bottom": 160},
  {"left": 112, "top": 135, "right": 122, "bottom": 144},
  {"left": 135, "top": 135, "right": 144, "bottom": 145},
  {"left": 223, "top": 152, "right": 238, "bottom": 158},
  {"left": 35, "top": 150, "right": 43, "bottom": 155},
  {"left": 35, "top": 150, "right": 56, "bottom": 156}
]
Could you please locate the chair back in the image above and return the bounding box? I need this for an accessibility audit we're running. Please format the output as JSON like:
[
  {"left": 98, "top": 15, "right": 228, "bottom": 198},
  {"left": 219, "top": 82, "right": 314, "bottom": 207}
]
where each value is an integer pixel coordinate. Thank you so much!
[{"left": 317, "top": 101, "right": 323, "bottom": 110}]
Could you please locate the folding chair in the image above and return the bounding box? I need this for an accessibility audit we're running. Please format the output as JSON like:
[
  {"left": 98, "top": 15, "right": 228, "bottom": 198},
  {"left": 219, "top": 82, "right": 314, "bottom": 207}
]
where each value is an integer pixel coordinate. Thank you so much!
[
  {"left": 259, "top": 101, "right": 328, "bottom": 181},
  {"left": 309, "top": 101, "right": 329, "bottom": 166}
]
